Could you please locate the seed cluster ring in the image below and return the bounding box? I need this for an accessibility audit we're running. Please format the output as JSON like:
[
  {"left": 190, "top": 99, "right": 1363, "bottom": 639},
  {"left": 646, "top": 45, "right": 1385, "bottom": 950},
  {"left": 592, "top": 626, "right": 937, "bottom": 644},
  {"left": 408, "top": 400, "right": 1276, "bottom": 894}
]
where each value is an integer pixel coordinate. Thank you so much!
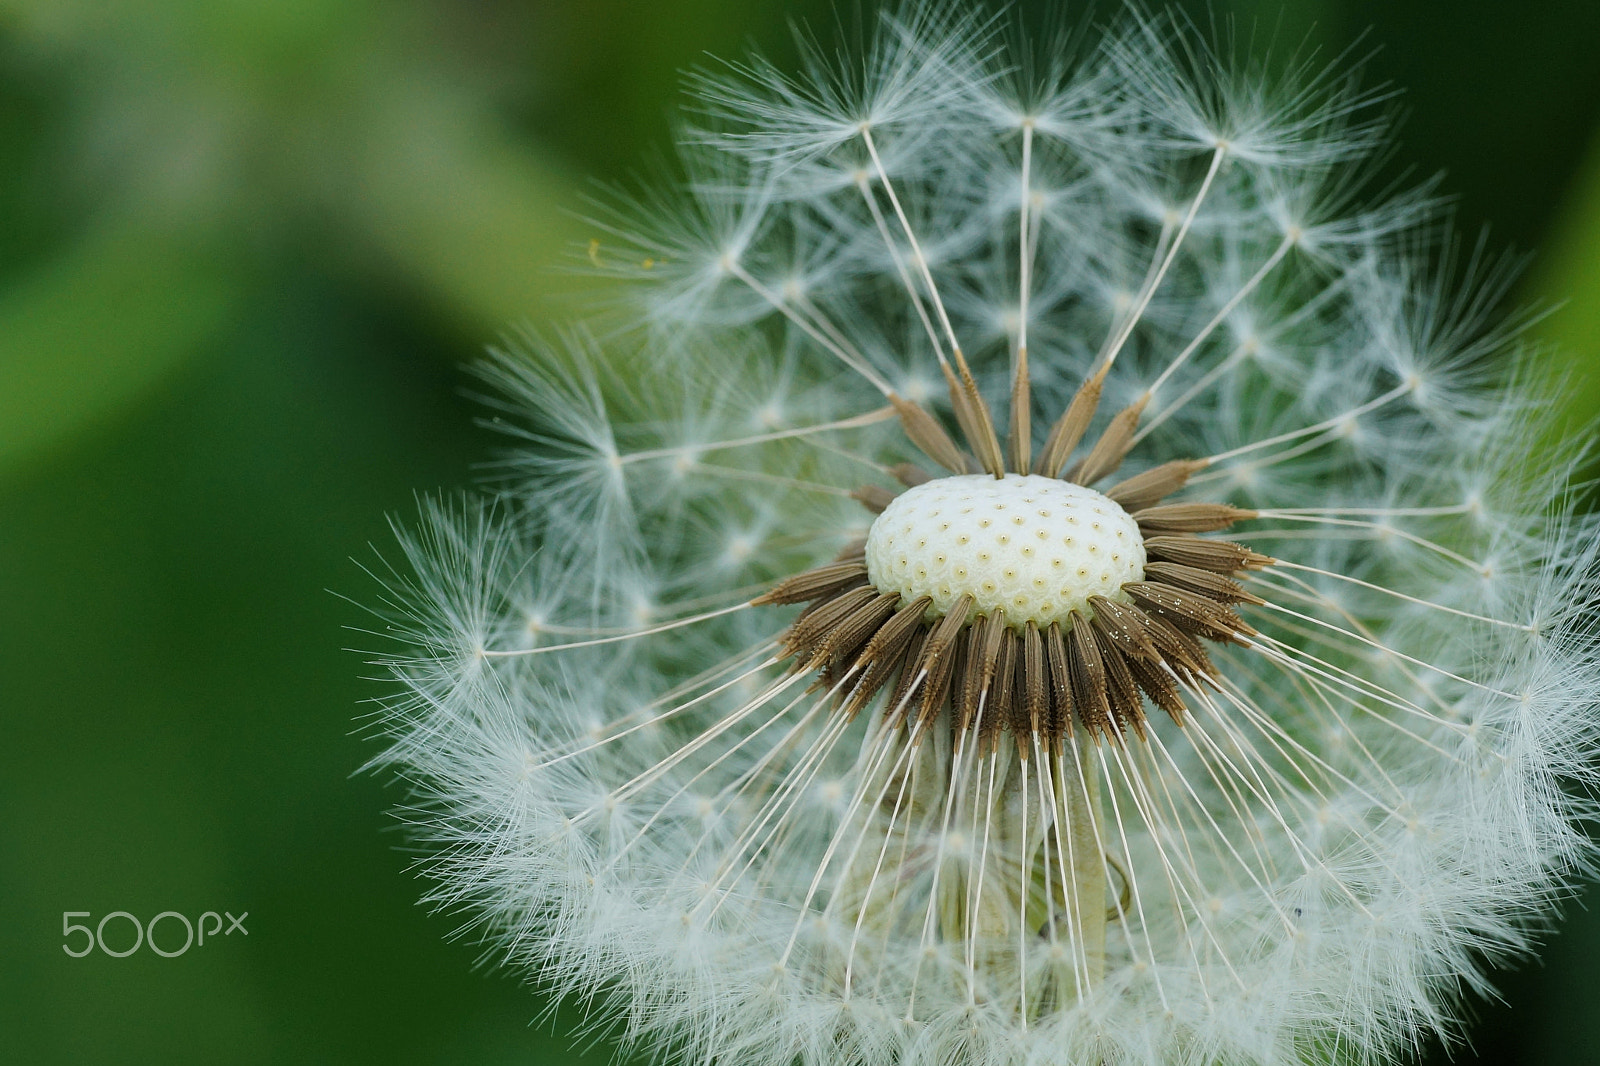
[{"left": 757, "top": 362, "right": 1273, "bottom": 753}]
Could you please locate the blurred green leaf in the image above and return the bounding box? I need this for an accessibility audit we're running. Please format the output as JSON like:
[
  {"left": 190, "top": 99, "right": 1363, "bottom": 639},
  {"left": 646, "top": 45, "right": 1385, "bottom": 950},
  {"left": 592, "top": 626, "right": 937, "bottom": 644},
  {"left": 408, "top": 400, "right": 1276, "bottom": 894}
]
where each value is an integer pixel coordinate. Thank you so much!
[
  {"left": 0, "top": 219, "right": 245, "bottom": 477},
  {"left": 1530, "top": 130, "right": 1600, "bottom": 430},
  {"left": 347, "top": 108, "right": 594, "bottom": 329}
]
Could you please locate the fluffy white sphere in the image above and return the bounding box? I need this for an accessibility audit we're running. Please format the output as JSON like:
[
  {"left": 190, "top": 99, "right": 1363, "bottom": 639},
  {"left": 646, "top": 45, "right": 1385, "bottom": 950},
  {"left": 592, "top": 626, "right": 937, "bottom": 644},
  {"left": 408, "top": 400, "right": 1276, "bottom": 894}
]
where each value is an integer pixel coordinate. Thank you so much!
[
  {"left": 370, "top": 8, "right": 1600, "bottom": 1066},
  {"left": 865, "top": 474, "right": 1145, "bottom": 625}
]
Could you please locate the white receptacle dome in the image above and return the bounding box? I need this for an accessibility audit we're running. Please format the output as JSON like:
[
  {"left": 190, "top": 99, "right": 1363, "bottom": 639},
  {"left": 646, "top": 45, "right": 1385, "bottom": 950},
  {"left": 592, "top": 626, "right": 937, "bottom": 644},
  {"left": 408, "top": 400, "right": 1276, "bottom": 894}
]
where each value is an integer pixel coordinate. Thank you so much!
[{"left": 865, "top": 473, "right": 1145, "bottom": 627}]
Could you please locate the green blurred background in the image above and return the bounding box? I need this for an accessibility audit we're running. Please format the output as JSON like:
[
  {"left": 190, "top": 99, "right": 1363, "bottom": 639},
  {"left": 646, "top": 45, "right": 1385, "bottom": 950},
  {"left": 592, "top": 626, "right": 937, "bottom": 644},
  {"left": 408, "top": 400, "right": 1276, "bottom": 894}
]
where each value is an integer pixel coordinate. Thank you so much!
[{"left": 2, "top": 1, "right": 1598, "bottom": 1063}]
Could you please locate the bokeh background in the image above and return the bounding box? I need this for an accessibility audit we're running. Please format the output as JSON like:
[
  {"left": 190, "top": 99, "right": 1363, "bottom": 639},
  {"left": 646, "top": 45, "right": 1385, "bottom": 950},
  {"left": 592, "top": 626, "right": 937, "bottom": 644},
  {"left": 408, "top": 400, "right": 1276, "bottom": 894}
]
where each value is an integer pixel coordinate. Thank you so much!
[{"left": 3, "top": 1, "right": 1599, "bottom": 1063}]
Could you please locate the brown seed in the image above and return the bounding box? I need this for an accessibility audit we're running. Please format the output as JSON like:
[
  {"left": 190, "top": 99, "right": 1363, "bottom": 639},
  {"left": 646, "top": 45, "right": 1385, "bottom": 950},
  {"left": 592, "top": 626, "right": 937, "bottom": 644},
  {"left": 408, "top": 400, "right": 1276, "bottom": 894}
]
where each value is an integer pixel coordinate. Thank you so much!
[
  {"left": 1069, "top": 394, "right": 1150, "bottom": 486},
  {"left": 1086, "top": 595, "right": 1160, "bottom": 660},
  {"left": 1089, "top": 618, "right": 1146, "bottom": 739},
  {"left": 787, "top": 586, "right": 880, "bottom": 663},
  {"left": 885, "top": 625, "right": 931, "bottom": 726},
  {"left": 843, "top": 596, "right": 933, "bottom": 716},
  {"left": 1045, "top": 621, "right": 1075, "bottom": 745},
  {"left": 1143, "top": 535, "right": 1273, "bottom": 574},
  {"left": 753, "top": 561, "right": 868, "bottom": 606},
  {"left": 1126, "top": 654, "right": 1187, "bottom": 721},
  {"left": 1124, "top": 582, "right": 1252, "bottom": 643},
  {"left": 1144, "top": 561, "right": 1264, "bottom": 605},
  {"left": 1139, "top": 610, "right": 1217, "bottom": 683},
  {"left": 1007, "top": 637, "right": 1033, "bottom": 742},
  {"left": 890, "top": 463, "right": 932, "bottom": 487},
  {"left": 1033, "top": 371, "right": 1104, "bottom": 477},
  {"left": 1105, "top": 459, "right": 1209, "bottom": 512},
  {"left": 1008, "top": 347, "right": 1032, "bottom": 475},
  {"left": 851, "top": 485, "right": 898, "bottom": 514},
  {"left": 1066, "top": 611, "right": 1112, "bottom": 737},
  {"left": 913, "top": 595, "right": 975, "bottom": 725},
  {"left": 984, "top": 628, "right": 1018, "bottom": 749},
  {"left": 817, "top": 591, "right": 902, "bottom": 665},
  {"left": 889, "top": 392, "right": 967, "bottom": 474},
  {"left": 957, "top": 610, "right": 1008, "bottom": 733},
  {"left": 963, "top": 361, "right": 1008, "bottom": 479},
  {"left": 1021, "top": 621, "right": 1050, "bottom": 738},
  {"left": 944, "top": 362, "right": 1006, "bottom": 479},
  {"left": 1133, "top": 503, "right": 1257, "bottom": 534}
]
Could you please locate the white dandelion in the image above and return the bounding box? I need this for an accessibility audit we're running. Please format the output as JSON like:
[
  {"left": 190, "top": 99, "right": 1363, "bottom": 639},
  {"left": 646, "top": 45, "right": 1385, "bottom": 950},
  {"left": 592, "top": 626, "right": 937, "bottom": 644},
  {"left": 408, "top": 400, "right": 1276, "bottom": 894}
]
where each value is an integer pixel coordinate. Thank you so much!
[{"left": 366, "top": 6, "right": 1600, "bottom": 1066}]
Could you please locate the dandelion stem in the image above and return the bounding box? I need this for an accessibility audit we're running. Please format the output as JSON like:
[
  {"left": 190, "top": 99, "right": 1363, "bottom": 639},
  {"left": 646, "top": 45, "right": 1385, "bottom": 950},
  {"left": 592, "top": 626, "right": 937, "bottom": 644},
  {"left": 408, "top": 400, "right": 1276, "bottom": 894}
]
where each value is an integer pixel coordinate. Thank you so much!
[
  {"left": 1132, "top": 336, "right": 1256, "bottom": 445},
  {"left": 1010, "top": 122, "right": 1036, "bottom": 474},
  {"left": 1250, "top": 509, "right": 1482, "bottom": 571},
  {"left": 856, "top": 172, "right": 950, "bottom": 372},
  {"left": 724, "top": 257, "right": 895, "bottom": 395},
  {"left": 1147, "top": 233, "right": 1295, "bottom": 397},
  {"left": 480, "top": 601, "right": 754, "bottom": 657},
  {"left": 858, "top": 127, "right": 1005, "bottom": 474},
  {"left": 1096, "top": 144, "right": 1228, "bottom": 376},
  {"left": 1200, "top": 381, "right": 1414, "bottom": 466},
  {"left": 1271, "top": 559, "right": 1534, "bottom": 631},
  {"left": 616, "top": 406, "right": 895, "bottom": 463},
  {"left": 860, "top": 127, "right": 964, "bottom": 368}
]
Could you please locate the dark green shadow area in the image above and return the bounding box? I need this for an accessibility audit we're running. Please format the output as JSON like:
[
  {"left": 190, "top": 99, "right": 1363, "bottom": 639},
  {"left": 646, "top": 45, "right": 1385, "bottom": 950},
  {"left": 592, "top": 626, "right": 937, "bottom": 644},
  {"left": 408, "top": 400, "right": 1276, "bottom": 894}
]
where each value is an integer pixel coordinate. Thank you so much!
[{"left": 0, "top": 280, "right": 608, "bottom": 1065}]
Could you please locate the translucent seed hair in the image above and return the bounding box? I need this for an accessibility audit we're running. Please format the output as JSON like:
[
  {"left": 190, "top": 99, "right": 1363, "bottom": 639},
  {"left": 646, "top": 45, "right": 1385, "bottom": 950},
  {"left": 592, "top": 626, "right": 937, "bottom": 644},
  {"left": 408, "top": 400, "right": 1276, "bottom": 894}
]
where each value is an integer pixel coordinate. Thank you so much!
[{"left": 364, "top": 6, "right": 1600, "bottom": 1066}]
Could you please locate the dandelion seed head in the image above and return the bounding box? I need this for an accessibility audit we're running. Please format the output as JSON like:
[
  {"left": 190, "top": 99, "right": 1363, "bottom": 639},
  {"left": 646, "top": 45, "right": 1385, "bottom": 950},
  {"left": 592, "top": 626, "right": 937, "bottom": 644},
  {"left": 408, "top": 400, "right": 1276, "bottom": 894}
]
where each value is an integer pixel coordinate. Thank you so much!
[{"left": 367, "top": 6, "right": 1600, "bottom": 1066}]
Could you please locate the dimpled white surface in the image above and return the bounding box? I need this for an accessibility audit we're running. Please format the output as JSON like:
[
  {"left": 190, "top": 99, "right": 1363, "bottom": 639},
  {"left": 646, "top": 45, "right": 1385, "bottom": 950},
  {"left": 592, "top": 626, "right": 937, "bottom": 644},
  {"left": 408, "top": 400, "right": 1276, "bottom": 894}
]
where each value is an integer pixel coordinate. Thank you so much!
[{"left": 865, "top": 473, "right": 1145, "bottom": 627}]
